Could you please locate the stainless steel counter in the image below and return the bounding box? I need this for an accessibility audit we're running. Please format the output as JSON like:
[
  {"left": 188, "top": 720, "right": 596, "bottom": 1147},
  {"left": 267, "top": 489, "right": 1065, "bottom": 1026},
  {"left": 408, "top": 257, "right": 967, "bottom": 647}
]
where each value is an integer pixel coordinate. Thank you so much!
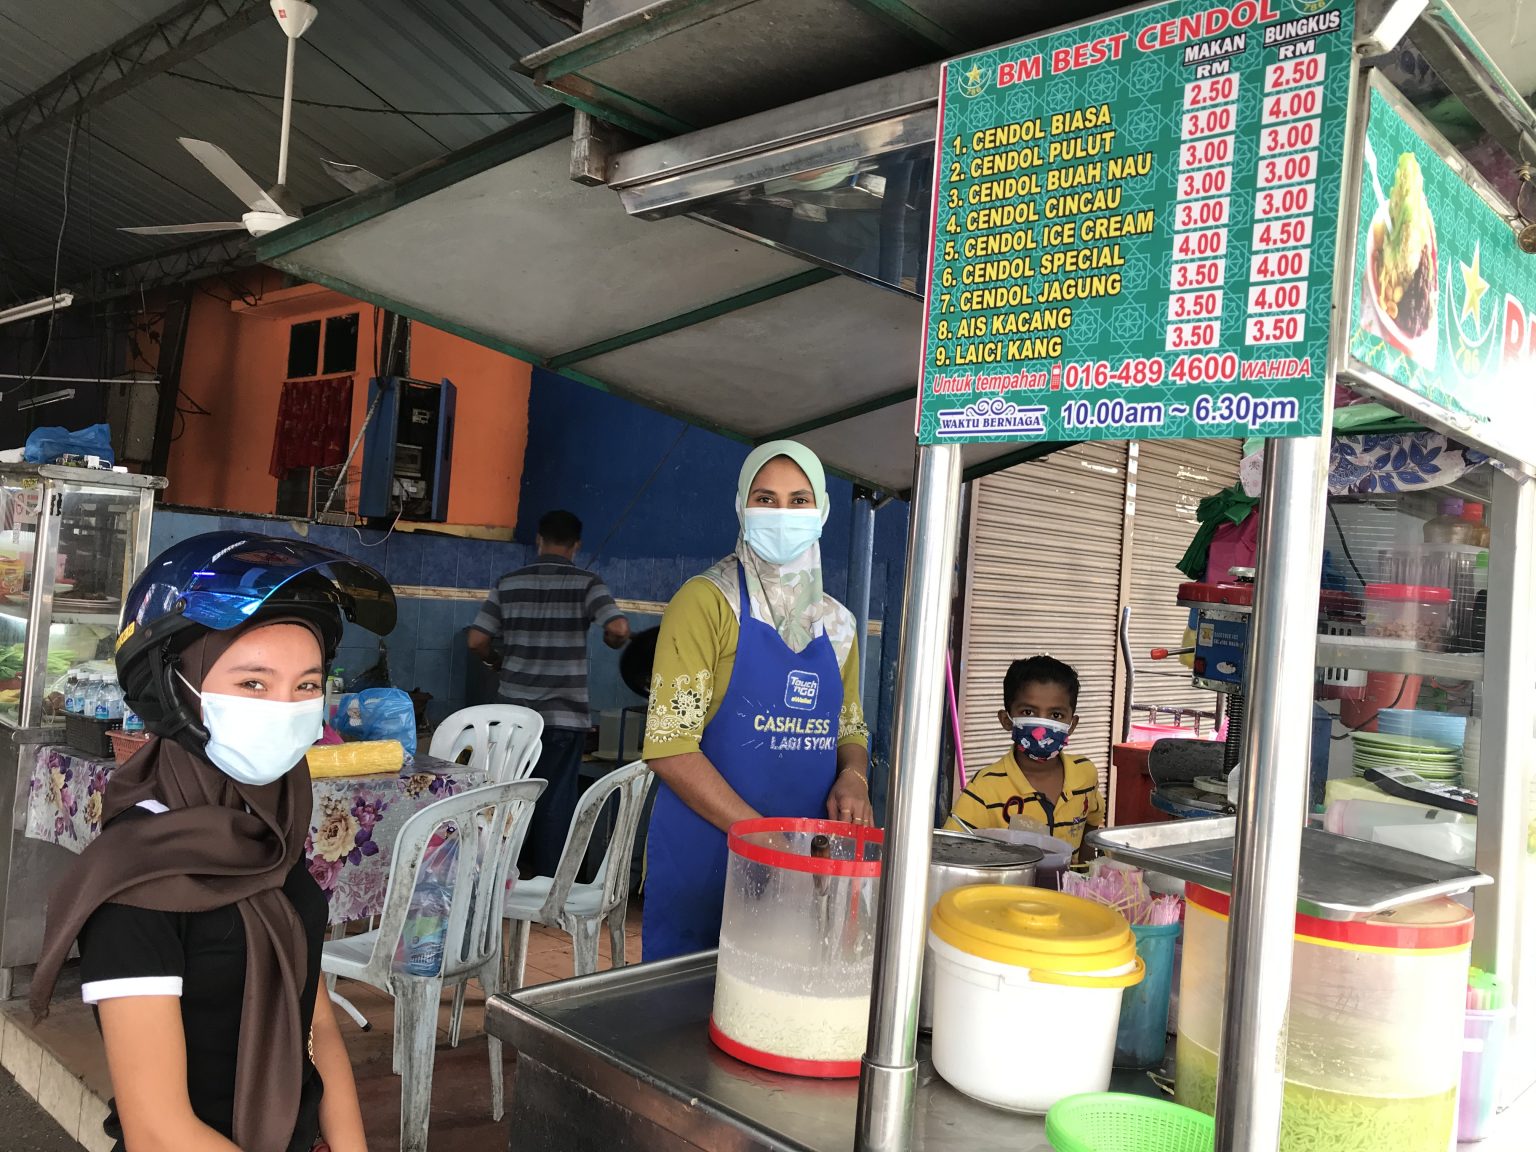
[{"left": 487, "top": 952, "right": 1165, "bottom": 1152}]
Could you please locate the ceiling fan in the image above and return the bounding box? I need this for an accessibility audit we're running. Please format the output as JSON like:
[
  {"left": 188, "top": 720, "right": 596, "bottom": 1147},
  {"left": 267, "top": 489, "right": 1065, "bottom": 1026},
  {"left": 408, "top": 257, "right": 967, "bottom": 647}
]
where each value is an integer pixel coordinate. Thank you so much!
[{"left": 121, "top": 1, "right": 382, "bottom": 240}]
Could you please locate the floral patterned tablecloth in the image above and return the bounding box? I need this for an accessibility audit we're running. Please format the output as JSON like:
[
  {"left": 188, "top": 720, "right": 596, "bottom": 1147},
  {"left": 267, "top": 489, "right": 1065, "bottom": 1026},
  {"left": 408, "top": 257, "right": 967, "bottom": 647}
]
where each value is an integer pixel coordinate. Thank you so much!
[{"left": 24, "top": 745, "right": 486, "bottom": 925}]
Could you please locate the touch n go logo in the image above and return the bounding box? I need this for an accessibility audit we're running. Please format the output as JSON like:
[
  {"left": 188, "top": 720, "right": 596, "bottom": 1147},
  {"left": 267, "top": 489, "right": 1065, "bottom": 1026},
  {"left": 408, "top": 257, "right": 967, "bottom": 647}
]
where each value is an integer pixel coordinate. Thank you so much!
[{"left": 785, "top": 671, "right": 820, "bottom": 711}]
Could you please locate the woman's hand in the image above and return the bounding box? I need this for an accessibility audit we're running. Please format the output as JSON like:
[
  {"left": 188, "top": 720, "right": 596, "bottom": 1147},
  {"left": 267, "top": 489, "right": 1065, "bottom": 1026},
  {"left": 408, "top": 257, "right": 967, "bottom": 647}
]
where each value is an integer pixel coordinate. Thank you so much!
[{"left": 826, "top": 761, "right": 874, "bottom": 826}]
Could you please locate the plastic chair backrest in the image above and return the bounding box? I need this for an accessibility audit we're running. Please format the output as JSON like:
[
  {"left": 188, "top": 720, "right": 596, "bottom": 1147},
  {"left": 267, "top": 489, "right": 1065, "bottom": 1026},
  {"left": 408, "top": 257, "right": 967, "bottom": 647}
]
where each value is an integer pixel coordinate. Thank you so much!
[
  {"left": 428, "top": 704, "right": 544, "bottom": 782},
  {"left": 540, "top": 760, "right": 654, "bottom": 924},
  {"left": 367, "top": 778, "right": 545, "bottom": 983}
]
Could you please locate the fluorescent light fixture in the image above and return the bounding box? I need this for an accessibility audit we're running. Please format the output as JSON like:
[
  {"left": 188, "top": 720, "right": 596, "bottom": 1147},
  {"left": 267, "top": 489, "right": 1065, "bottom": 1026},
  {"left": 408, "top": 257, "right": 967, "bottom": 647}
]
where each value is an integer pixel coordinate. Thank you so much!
[
  {"left": 16, "top": 388, "right": 75, "bottom": 411},
  {"left": 0, "top": 292, "right": 73, "bottom": 327}
]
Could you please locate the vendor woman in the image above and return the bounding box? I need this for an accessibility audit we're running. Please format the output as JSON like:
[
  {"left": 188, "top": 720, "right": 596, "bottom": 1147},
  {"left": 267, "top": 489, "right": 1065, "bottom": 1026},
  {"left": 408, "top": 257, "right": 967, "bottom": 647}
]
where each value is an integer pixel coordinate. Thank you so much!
[{"left": 641, "top": 440, "right": 873, "bottom": 961}]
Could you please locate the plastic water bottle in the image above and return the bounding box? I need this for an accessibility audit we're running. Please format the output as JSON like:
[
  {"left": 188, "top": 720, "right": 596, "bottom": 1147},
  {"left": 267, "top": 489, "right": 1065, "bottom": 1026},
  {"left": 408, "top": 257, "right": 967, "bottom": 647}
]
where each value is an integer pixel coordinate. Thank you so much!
[
  {"left": 92, "top": 678, "right": 112, "bottom": 723},
  {"left": 122, "top": 704, "right": 144, "bottom": 734},
  {"left": 402, "top": 876, "right": 451, "bottom": 976},
  {"left": 64, "top": 673, "right": 80, "bottom": 716},
  {"left": 104, "top": 679, "right": 124, "bottom": 723}
]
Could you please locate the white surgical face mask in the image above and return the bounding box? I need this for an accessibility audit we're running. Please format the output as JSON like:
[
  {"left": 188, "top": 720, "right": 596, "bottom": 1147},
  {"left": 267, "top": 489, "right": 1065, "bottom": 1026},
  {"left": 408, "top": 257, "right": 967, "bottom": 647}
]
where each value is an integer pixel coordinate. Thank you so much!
[
  {"left": 742, "top": 508, "right": 822, "bottom": 566},
  {"left": 179, "top": 671, "right": 323, "bottom": 786}
]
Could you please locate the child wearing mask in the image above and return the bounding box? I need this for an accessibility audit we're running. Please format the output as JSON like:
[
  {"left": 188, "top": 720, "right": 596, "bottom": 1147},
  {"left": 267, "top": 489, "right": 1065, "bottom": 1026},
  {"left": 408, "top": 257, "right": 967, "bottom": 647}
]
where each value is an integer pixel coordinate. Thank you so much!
[{"left": 946, "top": 655, "right": 1103, "bottom": 861}]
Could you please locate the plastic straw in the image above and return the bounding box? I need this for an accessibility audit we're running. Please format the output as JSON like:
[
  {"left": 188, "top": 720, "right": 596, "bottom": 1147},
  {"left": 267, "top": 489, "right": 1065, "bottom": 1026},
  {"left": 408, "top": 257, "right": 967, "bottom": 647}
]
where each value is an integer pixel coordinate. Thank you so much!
[
  {"left": 945, "top": 653, "right": 967, "bottom": 790},
  {"left": 1061, "top": 864, "right": 1182, "bottom": 926}
]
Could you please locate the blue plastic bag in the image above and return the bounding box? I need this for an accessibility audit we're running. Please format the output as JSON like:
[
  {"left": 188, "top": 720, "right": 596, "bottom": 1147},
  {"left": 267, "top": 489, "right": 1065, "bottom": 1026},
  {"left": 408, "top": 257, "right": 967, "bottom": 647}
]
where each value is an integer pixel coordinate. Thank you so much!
[
  {"left": 23, "top": 423, "right": 114, "bottom": 465},
  {"left": 333, "top": 687, "right": 417, "bottom": 755}
]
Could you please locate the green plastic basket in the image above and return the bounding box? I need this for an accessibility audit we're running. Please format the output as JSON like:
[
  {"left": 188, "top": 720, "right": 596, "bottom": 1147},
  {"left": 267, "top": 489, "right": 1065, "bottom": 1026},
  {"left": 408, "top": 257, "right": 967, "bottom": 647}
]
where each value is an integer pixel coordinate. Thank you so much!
[{"left": 1045, "top": 1093, "right": 1215, "bottom": 1152}]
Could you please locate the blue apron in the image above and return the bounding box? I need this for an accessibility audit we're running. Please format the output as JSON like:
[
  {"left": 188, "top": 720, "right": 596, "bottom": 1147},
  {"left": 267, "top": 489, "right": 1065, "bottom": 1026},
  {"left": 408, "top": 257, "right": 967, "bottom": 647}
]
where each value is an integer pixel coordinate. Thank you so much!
[{"left": 642, "top": 566, "right": 843, "bottom": 962}]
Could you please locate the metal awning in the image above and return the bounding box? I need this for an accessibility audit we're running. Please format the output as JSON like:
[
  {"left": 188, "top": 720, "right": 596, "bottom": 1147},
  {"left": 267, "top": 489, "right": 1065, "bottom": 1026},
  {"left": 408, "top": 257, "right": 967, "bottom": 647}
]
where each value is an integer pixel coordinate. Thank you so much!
[{"left": 254, "top": 107, "right": 1053, "bottom": 493}]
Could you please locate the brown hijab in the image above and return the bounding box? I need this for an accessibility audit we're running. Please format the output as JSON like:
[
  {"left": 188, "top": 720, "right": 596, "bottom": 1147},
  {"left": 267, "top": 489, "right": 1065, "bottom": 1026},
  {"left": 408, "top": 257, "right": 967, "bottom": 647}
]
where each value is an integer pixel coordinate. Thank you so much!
[{"left": 32, "top": 620, "right": 320, "bottom": 1152}]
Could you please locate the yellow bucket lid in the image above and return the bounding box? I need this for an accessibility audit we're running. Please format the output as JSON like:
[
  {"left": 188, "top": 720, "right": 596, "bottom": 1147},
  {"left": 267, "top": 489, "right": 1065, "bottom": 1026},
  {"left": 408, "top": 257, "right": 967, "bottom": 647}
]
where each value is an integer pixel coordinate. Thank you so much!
[{"left": 930, "top": 884, "right": 1139, "bottom": 973}]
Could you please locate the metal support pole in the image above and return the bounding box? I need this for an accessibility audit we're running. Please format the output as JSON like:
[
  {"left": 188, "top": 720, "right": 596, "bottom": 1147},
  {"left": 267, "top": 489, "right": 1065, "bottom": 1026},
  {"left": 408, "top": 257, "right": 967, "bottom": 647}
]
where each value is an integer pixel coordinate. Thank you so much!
[
  {"left": 1472, "top": 469, "right": 1534, "bottom": 988},
  {"left": 856, "top": 444, "right": 963, "bottom": 1152},
  {"left": 848, "top": 486, "right": 878, "bottom": 694},
  {"left": 1215, "top": 430, "right": 1333, "bottom": 1152},
  {"left": 277, "top": 35, "right": 296, "bottom": 188}
]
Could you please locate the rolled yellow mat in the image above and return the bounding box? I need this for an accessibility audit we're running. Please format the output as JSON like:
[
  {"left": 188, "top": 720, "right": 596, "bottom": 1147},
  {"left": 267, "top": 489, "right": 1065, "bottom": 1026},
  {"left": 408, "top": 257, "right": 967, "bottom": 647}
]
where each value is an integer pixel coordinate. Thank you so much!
[{"left": 307, "top": 740, "right": 405, "bottom": 778}]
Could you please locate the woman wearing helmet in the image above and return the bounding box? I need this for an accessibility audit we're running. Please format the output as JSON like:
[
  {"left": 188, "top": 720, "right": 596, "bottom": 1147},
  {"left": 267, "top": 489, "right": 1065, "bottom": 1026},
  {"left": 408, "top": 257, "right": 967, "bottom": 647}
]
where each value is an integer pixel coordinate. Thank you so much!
[{"left": 31, "top": 533, "right": 397, "bottom": 1152}]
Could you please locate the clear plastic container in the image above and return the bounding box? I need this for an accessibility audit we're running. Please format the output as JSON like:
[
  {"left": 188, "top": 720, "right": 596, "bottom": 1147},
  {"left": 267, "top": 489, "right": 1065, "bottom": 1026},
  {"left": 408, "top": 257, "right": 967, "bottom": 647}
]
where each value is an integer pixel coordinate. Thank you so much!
[
  {"left": 1424, "top": 496, "right": 1476, "bottom": 544},
  {"left": 1460, "top": 501, "right": 1490, "bottom": 548},
  {"left": 1364, "top": 583, "right": 1451, "bottom": 649},
  {"left": 711, "top": 818, "right": 883, "bottom": 1078},
  {"left": 1176, "top": 884, "right": 1472, "bottom": 1152}
]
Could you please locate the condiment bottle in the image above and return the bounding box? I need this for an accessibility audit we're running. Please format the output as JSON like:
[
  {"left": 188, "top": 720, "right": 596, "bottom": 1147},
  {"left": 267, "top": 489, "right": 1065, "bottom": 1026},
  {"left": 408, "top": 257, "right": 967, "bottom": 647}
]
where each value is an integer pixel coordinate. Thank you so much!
[
  {"left": 1461, "top": 501, "right": 1491, "bottom": 548},
  {"left": 1424, "top": 497, "right": 1475, "bottom": 544}
]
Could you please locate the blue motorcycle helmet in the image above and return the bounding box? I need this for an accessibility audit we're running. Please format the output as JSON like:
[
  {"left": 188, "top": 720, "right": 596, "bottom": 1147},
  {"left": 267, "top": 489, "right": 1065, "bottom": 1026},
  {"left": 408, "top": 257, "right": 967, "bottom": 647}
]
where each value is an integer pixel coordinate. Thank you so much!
[{"left": 115, "top": 532, "right": 396, "bottom": 751}]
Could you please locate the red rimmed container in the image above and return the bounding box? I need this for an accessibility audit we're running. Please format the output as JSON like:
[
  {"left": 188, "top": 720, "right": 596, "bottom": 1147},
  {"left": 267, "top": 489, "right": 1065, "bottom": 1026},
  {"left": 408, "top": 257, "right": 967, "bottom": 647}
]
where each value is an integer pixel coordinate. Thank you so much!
[
  {"left": 1175, "top": 883, "right": 1473, "bottom": 1152},
  {"left": 709, "top": 817, "right": 883, "bottom": 1078}
]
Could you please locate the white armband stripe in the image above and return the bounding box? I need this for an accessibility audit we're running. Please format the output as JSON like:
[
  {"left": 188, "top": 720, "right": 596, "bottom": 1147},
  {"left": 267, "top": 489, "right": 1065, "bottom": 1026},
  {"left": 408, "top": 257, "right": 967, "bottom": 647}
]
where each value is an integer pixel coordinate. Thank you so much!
[{"left": 82, "top": 976, "right": 183, "bottom": 1004}]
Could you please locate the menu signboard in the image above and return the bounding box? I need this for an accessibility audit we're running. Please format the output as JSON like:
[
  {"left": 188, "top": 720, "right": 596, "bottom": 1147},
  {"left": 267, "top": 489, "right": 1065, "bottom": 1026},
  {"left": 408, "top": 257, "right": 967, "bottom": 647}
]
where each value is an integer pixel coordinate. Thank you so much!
[
  {"left": 917, "top": 0, "right": 1356, "bottom": 445},
  {"left": 1349, "top": 82, "right": 1536, "bottom": 471}
]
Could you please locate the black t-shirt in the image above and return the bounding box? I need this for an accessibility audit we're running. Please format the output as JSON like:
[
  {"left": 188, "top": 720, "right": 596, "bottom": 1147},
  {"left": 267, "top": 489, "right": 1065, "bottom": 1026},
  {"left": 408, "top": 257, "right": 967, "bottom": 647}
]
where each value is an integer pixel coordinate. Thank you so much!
[{"left": 77, "top": 807, "right": 327, "bottom": 1152}]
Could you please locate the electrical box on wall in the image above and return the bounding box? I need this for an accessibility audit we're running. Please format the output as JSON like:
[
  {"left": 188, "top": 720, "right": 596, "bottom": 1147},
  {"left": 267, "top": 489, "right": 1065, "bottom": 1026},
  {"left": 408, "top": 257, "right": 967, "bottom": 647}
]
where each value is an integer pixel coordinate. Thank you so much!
[{"left": 360, "top": 376, "right": 456, "bottom": 523}]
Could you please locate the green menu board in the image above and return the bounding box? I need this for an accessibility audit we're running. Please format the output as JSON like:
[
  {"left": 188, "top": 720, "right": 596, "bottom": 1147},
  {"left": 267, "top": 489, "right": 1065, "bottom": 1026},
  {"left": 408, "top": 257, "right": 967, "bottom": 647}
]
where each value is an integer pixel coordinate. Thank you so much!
[
  {"left": 917, "top": 0, "right": 1355, "bottom": 445},
  {"left": 1350, "top": 82, "right": 1536, "bottom": 471}
]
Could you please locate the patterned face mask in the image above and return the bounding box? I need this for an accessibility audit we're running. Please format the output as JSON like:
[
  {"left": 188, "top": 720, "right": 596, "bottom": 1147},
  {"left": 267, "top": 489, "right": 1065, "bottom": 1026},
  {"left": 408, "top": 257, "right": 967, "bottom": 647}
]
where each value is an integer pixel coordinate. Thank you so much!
[{"left": 1011, "top": 715, "right": 1071, "bottom": 762}]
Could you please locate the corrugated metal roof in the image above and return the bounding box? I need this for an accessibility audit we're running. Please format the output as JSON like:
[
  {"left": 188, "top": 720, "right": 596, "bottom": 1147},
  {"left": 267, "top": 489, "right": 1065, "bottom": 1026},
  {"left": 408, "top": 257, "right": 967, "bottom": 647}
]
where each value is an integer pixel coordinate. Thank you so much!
[{"left": 0, "top": 0, "right": 569, "bottom": 305}]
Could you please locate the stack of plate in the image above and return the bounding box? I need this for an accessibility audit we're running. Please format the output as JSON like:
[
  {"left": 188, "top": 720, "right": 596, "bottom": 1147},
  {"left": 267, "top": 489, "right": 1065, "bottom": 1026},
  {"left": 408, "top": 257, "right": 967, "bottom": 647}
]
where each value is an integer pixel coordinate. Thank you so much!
[
  {"left": 1352, "top": 731, "right": 1462, "bottom": 783},
  {"left": 1377, "top": 708, "right": 1467, "bottom": 749}
]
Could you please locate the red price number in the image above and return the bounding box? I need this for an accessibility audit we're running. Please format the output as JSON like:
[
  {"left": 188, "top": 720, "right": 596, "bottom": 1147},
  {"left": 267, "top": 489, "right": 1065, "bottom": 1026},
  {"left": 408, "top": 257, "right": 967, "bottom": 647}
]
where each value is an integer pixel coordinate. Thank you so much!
[
  {"left": 1255, "top": 184, "right": 1315, "bottom": 220},
  {"left": 1169, "top": 289, "right": 1223, "bottom": 321},
  {"left": 1253, "top": 217, "right": 1313, "bottom": 250},
  {"left": 1250, "top": 249, "right": 1311, "bottom": 282},
  {"left": 1179, "top": 166, "right": 1231, "bottom": 199},
  {"left": 1265, "top": 54, "right": 1325, "bottom": 92},
  {"left": 1173, "top": 227, "right": 1229, "bottom": 260},
  {"left": 1245, "top": 313, "right": 1305, "bottom": 345},
  {"left": 1166, "top": 321, "right": 1222, "bottom": 351},
  {"left": 1262, "top": 86, "right": 1323, "bottom": 124},
  {"left": 1170, "top": 258, "right": 1226, "bottom": 290},
  {"left": 1260, "top": 119, "right": 1320, "bottom": 156},
  {"left": 1257, "top": 151, "right": 1318, "bottom": 189},
  {"left": 1175, "top": 197, "right": 1230, "bottom": 230},
  {"left": 1247, "top": 281, "right": 1308, "bottom": 314},
  {"left": 1182, "top": 106, "right": 1236, "bottom": 139},
  {"left": 1181, "top": 135, "right": 1233, "bottom": 170},
  {"left": 1185, "top": 74, "right": 1239, "bottom": 109}
]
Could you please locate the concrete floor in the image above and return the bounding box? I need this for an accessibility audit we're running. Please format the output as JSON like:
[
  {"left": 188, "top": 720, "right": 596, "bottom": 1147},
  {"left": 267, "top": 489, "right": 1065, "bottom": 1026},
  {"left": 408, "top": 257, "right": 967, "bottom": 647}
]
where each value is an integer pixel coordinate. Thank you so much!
[{"left": 0, "top": 1070, "right": 79, "bottom": 1151}]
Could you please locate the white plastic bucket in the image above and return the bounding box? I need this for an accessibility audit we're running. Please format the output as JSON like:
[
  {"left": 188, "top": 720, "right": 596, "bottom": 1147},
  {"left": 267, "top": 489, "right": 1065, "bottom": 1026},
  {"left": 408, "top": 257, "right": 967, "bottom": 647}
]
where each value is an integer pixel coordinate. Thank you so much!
[{"left": 927, "top": 931, "right": 1137, "bottom": 1112}]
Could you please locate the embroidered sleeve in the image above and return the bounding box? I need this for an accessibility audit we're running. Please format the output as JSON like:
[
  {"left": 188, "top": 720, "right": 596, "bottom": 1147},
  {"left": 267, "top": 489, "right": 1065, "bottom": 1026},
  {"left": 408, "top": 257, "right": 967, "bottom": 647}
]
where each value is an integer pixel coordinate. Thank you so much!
[
  {"left": 836, "top": 641, "right": 870, "bottom": 748},
  {"left": 642, "top": 579, "right": 732, "bottom": 760}
]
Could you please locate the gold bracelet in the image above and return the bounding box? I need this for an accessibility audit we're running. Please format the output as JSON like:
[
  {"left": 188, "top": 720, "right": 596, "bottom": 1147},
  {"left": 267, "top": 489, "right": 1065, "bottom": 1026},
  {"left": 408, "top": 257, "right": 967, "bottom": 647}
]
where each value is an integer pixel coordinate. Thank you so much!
[{"left": 838, "top": 767, "right": 869, "bottom": 790}]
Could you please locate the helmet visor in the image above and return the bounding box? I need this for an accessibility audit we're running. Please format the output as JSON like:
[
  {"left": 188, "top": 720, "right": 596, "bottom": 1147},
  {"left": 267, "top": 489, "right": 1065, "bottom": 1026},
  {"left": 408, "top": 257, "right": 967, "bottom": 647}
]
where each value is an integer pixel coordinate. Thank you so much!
[{"left": 125, "top": 532, "right": 396, "bottom": 637}]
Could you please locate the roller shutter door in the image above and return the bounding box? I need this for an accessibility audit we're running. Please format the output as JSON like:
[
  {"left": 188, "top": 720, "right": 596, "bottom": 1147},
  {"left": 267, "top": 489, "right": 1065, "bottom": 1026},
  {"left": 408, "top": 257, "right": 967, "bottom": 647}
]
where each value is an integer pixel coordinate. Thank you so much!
[
  {"left": 1124, "top": 440, "right": 1243, "bottom": 730},
  {"left": 959, "top": 442, "right": 1129, "bottom": 788}
]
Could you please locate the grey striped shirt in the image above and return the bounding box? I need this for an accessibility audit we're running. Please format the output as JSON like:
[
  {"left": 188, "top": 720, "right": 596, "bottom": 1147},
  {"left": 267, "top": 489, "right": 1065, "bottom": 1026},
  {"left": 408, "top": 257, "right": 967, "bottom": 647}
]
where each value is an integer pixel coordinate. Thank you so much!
[{"left": 471, "top": 556, "right": 622, "bottom": 731}]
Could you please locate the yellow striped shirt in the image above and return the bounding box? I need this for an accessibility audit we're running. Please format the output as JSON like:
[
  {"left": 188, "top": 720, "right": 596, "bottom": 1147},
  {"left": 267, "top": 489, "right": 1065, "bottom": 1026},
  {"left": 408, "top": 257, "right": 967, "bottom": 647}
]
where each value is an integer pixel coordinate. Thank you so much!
[{"left": 946, "top": 751, "right": 1104, "bottom": 851}]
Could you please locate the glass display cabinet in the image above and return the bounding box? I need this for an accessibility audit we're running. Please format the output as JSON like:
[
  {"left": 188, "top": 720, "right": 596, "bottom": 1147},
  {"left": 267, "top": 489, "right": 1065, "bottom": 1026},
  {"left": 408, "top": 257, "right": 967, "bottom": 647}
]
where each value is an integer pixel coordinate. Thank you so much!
[{"left": 0, "top": 464, "right": 164, "bottom": 997}]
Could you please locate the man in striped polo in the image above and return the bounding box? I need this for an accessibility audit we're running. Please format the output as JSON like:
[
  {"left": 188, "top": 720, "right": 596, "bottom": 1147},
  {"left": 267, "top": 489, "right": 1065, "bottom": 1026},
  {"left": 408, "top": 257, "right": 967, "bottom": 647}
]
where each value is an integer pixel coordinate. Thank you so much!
[{"left": 469, "top": 510, "right": 629, "bottom": 875}]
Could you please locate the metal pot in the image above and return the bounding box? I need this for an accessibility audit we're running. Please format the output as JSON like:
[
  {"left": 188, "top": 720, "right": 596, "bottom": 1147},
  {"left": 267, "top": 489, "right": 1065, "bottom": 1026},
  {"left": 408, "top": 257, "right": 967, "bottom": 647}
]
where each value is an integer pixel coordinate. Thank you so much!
[{"left": 919, "top": 830, "right": 1043, "bottom": 1032}]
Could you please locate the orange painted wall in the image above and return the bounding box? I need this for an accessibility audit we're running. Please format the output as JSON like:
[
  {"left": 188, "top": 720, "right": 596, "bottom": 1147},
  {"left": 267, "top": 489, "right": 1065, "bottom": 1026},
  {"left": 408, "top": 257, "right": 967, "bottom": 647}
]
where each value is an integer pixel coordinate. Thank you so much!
[{"left": 162, "top": 270, "right": 529, "bottom": 529}]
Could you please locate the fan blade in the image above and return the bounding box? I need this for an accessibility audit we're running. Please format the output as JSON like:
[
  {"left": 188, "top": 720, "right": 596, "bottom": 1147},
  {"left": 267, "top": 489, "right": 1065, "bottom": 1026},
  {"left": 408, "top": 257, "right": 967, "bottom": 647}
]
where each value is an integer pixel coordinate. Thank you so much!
[
  {"left": 119, "top": 222, "right": 246, "bottom": 235},
  {"left": 179, "top": 138, "right": 282, "bottom": 214},
  {"left": 321, "top": 159, "right": 384, "bottom": 195}
]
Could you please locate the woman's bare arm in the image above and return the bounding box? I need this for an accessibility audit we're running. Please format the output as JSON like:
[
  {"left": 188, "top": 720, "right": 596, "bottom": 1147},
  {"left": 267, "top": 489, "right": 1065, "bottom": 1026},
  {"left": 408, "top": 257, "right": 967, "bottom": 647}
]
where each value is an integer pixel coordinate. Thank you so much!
[
  {"left": 97, "top": 996, "right": 242, "bottom": 1152},
  {"left": 649, "top": 751, "right": 759, "bottom": 832},
  {"left": 312, "top": 985, "right": 368, "bottom": 1152}
]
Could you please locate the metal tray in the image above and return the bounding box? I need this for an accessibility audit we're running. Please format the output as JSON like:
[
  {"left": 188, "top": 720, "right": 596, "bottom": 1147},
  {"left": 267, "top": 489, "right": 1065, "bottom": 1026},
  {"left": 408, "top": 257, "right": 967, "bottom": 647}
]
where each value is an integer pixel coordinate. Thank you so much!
[{"left": 1088, "top": 818, "right": 1489, "bottom": 919}]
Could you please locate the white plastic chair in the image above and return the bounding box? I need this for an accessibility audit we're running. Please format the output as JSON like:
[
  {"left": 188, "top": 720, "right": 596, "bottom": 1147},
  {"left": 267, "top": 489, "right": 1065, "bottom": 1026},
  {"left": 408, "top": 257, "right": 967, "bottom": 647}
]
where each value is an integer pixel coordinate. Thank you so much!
[
  {"left": 428, "top": 704, "right": 544, "bottom": 782},
  {"left": 500, "top": 759, "right": 654, "bottom": 988},
  {"left": 321, "top": 778, "right": 544, "bottom": 1152}
]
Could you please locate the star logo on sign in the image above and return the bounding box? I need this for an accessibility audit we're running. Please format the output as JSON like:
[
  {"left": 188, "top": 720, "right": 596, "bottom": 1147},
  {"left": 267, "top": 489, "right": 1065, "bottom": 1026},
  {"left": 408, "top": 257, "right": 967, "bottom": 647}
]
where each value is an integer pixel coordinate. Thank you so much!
[
  {"left": 1460, "top": 242, "right": 1489, "bottom": 325},
  {"left": 958, "top": 63, "right": 987, "bottom": 98}
]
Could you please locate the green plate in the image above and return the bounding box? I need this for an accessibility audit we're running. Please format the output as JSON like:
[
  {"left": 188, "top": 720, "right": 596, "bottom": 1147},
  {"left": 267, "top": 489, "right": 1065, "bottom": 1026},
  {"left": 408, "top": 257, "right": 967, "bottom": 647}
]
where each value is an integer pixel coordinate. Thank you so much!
[{"left": 1353, "top": 732, "right": 1458, "bottom": 754}]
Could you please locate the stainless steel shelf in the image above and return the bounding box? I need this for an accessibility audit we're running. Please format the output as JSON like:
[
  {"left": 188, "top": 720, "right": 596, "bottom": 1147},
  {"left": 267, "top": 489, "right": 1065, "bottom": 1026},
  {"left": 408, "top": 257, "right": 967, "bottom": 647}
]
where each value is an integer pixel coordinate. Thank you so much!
[
  {"left": 0, "top": 602, "right": 119, "bottom": 627},
  {"left": 1314, "top": 636, "right": 1484, "bottom": 681}
]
